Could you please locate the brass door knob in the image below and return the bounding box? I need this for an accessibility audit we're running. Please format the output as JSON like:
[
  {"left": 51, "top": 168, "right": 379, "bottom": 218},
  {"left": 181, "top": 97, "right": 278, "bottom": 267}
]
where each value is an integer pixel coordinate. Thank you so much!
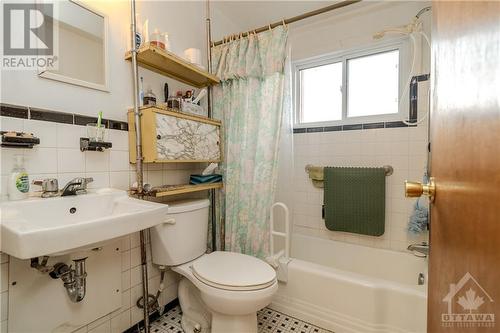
[{"left": 405, "top": 177, "right": 436, "bottom": 202}]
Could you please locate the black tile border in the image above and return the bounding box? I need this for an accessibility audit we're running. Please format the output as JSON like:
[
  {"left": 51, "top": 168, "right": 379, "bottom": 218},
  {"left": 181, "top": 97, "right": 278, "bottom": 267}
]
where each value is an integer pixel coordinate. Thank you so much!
[
  {"left": 362, "top": 122, "right": 385, "bottom": 130},
  {"left": 0, "top": 103, "right": 128, "bottom": 131},
  {"left": 74, "top": 114, "right": 99, "bottom": 127},
  {"left": 30, "top": 107, "right": 74, "bottom": 124},
  {"left": 0, "top": 104, "right": 28, "bottom": 119},
  {"left": 306, "top": 127, "right": 323, "bottom": 133},
  {"left": 342, "top": 124, "right": 363, "bottom": 131},
  {"left": 108, "top": 119, "right": 129, "bottom": 131},
  {"left": 124, "top": 298, "right": 180, "bottom": 333},
  {"left": 293, "top": 120, "right": 416, "bottom": 134},
  {"left": 324, "top": 125, "right": 342, "bottom": 132}
]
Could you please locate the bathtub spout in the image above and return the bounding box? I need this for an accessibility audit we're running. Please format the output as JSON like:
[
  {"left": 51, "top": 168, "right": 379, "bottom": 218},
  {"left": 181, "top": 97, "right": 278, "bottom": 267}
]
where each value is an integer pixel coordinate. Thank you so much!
[
  {"left": 418, "top": 273, "right": 426, "bottom": 285},
  {"left": 407, "top": 242, "right": 429, "bottom": 257}
]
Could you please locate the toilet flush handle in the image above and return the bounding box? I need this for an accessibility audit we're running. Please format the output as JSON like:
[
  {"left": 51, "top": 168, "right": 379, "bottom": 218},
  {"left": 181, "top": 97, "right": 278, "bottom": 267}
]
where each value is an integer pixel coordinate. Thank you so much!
[{"left": 163, "top": 218, "right": 176, "bottom": 225}]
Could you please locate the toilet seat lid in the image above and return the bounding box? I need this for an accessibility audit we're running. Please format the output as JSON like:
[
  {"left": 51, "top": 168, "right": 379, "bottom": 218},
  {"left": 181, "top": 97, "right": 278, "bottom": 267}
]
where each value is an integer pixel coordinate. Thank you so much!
[{"left": 192, "top": 251, "right": 276, "bottom": 291}]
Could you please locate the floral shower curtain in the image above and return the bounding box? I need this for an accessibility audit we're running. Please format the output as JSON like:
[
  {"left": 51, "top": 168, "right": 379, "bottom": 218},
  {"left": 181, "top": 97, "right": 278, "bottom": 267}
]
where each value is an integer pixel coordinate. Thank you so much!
[{"left": 212, "top": 26, "right": 289, "bottom": 257}]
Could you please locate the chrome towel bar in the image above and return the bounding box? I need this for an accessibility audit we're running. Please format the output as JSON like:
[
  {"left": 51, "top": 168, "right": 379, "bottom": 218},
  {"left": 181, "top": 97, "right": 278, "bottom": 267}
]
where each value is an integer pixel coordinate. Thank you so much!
[
  {"left": 304, "top": 164, "right": 393, "bottom": 188},
  {"left": 305, "top": 164, "right": 393, "bottom": 176}
]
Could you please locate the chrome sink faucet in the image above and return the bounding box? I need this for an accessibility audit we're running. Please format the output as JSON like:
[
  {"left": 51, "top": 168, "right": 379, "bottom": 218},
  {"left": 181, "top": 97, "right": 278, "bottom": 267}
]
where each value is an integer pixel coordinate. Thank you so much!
[
  {"left": 32, "top": 178, "right": 59, "bottom": 198},
  {"left": 61, "top": 177, "right": 93, "bottom": 196}
]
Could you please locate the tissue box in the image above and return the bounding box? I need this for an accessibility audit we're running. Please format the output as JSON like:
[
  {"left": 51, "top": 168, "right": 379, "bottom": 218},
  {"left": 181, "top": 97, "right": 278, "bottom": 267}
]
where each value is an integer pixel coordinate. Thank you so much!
[
  {"left": 189, "top": 174, "right": 222, "bottom": 185},
  {"left": 182, "top": 102, "right": 207, "bottom": 117}
]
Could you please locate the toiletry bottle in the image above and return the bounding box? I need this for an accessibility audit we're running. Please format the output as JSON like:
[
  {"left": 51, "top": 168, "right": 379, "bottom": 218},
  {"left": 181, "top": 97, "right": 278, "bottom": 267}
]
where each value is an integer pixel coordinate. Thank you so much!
[
  {"left": 135, "top": 13, "right": 143, "bottom": 49},
  {"left": 140, "top": 77, "right": 145, "bottom": 107},
  {"left": 163, "top": 33, "right": 171, "bottom": 51},
  {"left": 8, "top": 155, "right": 29, "bottom": 200},
  {"left": 150, "top": 28, "right": 165, "bottom": 49},
  {"left": 144, "top": 86, "right": 157, "bottom": 106},
  {"left": 143, "top": 19, "right": 149, "bottom": 45}
]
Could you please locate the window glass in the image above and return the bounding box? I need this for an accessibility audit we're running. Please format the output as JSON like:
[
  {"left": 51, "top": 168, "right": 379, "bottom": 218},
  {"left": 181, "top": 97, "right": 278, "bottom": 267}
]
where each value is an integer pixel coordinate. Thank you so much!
[
  {"left": 300, "top": 62, "right": 343, "bottom": 123},
  {"left": 347, "top": 50, "right": 399, "bottom": 117}
]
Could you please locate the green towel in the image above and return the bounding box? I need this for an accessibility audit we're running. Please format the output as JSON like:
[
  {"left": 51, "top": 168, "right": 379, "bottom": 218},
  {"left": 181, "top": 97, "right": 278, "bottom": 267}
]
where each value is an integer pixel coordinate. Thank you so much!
[{"left": 324, "top": 167, "right": 386, "bottom": 236}]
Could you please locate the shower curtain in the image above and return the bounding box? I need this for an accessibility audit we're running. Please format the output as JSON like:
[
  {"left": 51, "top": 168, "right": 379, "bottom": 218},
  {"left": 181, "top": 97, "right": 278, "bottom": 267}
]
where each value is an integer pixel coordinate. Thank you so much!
[{"left": 212, "top": 26, "right": 289, "bottom": 257}]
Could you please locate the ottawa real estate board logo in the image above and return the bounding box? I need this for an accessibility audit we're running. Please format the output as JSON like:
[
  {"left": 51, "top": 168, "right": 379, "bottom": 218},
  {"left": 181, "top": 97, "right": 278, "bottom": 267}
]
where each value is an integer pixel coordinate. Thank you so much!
[
  {"left": 2, "top": 2, "right": 58, "bottom": 70},
  {"left": 442, "top": 272, "right": 495, "bottom": 328}
]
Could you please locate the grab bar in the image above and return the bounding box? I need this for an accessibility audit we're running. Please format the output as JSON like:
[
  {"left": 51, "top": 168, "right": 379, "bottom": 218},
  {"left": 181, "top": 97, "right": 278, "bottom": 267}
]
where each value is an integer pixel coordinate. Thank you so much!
[{"left": 270, "top": 202, "right": 290, "bottom": 260}]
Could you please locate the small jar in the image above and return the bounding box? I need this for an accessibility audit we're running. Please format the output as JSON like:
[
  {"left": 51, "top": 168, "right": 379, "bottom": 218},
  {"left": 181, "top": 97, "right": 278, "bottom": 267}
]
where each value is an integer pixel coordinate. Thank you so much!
[
  {"left": 163, "top": 33, "right": 171, "bottom": 51},
  {"left": 144, "top": 88, "right": 157, "bottom": 106},
  {"left": 150, "top": 28, "right": 165, "bottom": 50}
]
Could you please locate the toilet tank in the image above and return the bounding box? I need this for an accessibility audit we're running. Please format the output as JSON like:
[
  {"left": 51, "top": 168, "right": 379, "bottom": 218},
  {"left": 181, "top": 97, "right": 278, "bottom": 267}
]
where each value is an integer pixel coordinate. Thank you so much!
[{"left": 150, "top": 199, "right": 210, "bottom": 266}]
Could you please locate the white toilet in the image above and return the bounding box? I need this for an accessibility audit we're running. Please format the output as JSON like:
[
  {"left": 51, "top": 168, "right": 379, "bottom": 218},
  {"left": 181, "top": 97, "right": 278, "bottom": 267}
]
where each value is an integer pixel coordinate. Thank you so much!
[{"left": 150, "top": 199, "right": 278, "bottom": 333}]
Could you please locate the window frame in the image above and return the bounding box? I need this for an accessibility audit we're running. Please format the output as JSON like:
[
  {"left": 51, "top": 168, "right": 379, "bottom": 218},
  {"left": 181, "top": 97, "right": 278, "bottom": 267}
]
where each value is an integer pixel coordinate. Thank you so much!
[{"left": 294, "top": 38, "right": 408, "bottom": 128}]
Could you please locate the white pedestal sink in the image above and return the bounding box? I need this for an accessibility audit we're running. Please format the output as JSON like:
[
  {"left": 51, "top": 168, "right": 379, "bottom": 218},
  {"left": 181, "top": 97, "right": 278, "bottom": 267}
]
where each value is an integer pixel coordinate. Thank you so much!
[{"left": 0, "top": 188, "right": 169, "bottom": 259}]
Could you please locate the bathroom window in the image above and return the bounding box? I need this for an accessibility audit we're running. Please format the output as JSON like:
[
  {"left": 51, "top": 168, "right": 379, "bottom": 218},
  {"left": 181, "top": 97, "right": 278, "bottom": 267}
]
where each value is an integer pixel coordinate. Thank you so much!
[
  {"left": 300, "top": 62, "right": 343, "bottom": 123},
  {"left": 295, "top": 42, "right": 404, "bottom": 126}
]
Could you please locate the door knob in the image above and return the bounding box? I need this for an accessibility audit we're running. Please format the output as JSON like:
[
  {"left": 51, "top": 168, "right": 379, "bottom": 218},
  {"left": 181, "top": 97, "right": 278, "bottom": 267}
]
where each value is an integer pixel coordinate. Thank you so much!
[{"left": 405, "top": 177, "right": 436, "bottom": 202}]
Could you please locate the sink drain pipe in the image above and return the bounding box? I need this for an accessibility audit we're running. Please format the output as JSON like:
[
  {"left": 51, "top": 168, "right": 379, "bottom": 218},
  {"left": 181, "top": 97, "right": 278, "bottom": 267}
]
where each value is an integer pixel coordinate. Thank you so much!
[
  {"left": 49, "top": 258, "right": 87, "bottom": 303},
  {"left": 130, "top": 0, "right": 150, "bottom": 331}
]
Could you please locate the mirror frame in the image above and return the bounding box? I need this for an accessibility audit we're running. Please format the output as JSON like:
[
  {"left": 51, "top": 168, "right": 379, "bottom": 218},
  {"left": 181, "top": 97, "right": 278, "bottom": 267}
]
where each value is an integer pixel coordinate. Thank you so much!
[{"left": 38, "top": 0, "right": 110, "bottom": 92}]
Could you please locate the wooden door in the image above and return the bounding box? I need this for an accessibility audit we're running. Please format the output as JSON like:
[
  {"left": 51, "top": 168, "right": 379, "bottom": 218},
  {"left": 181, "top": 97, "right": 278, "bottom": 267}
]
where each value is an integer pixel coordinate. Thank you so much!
[{"left": 427, "top": 1, "right": 500, "bottom": 332}]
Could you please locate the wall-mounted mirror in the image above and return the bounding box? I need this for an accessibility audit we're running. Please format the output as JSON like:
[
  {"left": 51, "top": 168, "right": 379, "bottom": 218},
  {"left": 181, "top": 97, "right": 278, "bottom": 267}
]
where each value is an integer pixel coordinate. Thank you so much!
[{"left": 39, "top": 0, "right": 109, "bottom": 91}]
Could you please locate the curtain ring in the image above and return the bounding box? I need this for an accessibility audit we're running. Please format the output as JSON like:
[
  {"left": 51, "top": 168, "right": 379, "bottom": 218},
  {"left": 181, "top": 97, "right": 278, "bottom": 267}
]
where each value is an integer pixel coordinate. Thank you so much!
[
  {"left": 282, "top": 18, "right": 287, "bottom": 28},
  {"left": 268, "top": 23, "right": 272, "bottom": 31}
]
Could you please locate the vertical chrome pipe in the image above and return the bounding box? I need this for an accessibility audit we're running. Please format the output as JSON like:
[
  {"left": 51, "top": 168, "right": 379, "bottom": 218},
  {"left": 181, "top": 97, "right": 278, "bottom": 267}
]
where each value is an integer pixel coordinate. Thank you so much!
[
  {"left": 131, "top": 0, "right": 144, "bottom": 194},
  {"left": 130, "top": 1, "right": 149, "bottom": 332},
  {"left": 205, "top": 0, "right": 213, "bottom": 118},
  {"left": 210, "top": 189, "right": 217, "bottom": 251},
  {"left": 206, "top": 0, "right": 218, "bottom": 251},
  {"left": 139, "top": 230, "right": 150, "bottom": 332}
]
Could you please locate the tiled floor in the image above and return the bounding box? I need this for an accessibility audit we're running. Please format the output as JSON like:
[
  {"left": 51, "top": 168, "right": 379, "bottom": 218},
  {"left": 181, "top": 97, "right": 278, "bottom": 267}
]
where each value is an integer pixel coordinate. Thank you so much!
[{"left": 149, "top": 305, "right": 332, "bottom": 333}]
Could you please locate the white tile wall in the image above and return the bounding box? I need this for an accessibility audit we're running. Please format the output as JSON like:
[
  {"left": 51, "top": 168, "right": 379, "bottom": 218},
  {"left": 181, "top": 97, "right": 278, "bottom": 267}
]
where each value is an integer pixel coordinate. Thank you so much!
[
  {"left": 289, "top": 124, "right": 429, "bottom": 252},
  {"left": 0, "top": 116, "right": 203, "bottom": 198},
  {"left": 0, "top": 116, "right": 205, "bottom": 332},
  {"left": 0, "top": 255, "right": 8, "bottom": 331}
]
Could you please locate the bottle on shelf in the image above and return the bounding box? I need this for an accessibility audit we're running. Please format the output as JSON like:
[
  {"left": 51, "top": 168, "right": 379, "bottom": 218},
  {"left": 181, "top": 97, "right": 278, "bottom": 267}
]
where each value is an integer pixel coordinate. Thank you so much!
[
  {"left": 139, "top": 77, "right": 144, "bottom": 107},
  {"left": 144, "top": 86, "right": 157, "bottom": 106}
]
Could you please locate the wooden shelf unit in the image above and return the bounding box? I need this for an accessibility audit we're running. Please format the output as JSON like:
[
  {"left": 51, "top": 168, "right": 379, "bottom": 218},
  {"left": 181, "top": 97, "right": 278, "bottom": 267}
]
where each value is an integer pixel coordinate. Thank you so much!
[
  {"left": 126, "top": 45, "right": 224, "bottom": 195},
  {"left": 147, "top": 183, "right": 223, "bottom": 197},
  {"left": 125, "top": 44, "right": 220, "bottom": 88}
]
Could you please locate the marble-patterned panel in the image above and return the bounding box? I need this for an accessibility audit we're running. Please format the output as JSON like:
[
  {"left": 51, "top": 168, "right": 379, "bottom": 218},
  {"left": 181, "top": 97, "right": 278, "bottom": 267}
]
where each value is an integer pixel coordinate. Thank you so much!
[{"left": 156, "top": 114, "right": 220, "bottom": 161}]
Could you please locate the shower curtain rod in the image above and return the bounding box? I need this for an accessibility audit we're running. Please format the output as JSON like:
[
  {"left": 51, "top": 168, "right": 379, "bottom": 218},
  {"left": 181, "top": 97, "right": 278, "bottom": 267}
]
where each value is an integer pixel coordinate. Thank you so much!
[{"left": 211, "top": 0, "right": 362, "bottom": 47}]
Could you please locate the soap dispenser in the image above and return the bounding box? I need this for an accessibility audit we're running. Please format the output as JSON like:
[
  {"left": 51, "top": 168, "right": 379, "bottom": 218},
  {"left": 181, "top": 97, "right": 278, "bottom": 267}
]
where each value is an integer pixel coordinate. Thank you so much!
[{"left": 8, "top": 155, "right": 29, "bottom": 200}]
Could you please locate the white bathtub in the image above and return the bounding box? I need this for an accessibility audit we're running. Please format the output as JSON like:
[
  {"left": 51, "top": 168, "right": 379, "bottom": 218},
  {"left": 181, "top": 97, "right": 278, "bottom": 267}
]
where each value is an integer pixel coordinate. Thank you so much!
[{"left": 269, "top": 234, "right": 427, "bottom": 333}]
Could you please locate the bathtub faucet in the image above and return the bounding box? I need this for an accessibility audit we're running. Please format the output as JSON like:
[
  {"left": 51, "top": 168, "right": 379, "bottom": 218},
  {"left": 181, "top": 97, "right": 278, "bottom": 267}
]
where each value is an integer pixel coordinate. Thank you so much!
[{"left": 407, "top": 242, "right": 429, "bottom": 257}]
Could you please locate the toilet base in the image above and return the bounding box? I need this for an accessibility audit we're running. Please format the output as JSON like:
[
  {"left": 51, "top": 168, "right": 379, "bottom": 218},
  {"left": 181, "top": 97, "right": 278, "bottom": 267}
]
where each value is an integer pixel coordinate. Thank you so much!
[
  {"left": 178, "top": 279, "right": 211, "bottom": 333},
  {"left": 211, "top": 312, "right": 257, "bottom": 333},
  {"left": 177, "top": 277, "right": 262, "bottom": 333}
]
